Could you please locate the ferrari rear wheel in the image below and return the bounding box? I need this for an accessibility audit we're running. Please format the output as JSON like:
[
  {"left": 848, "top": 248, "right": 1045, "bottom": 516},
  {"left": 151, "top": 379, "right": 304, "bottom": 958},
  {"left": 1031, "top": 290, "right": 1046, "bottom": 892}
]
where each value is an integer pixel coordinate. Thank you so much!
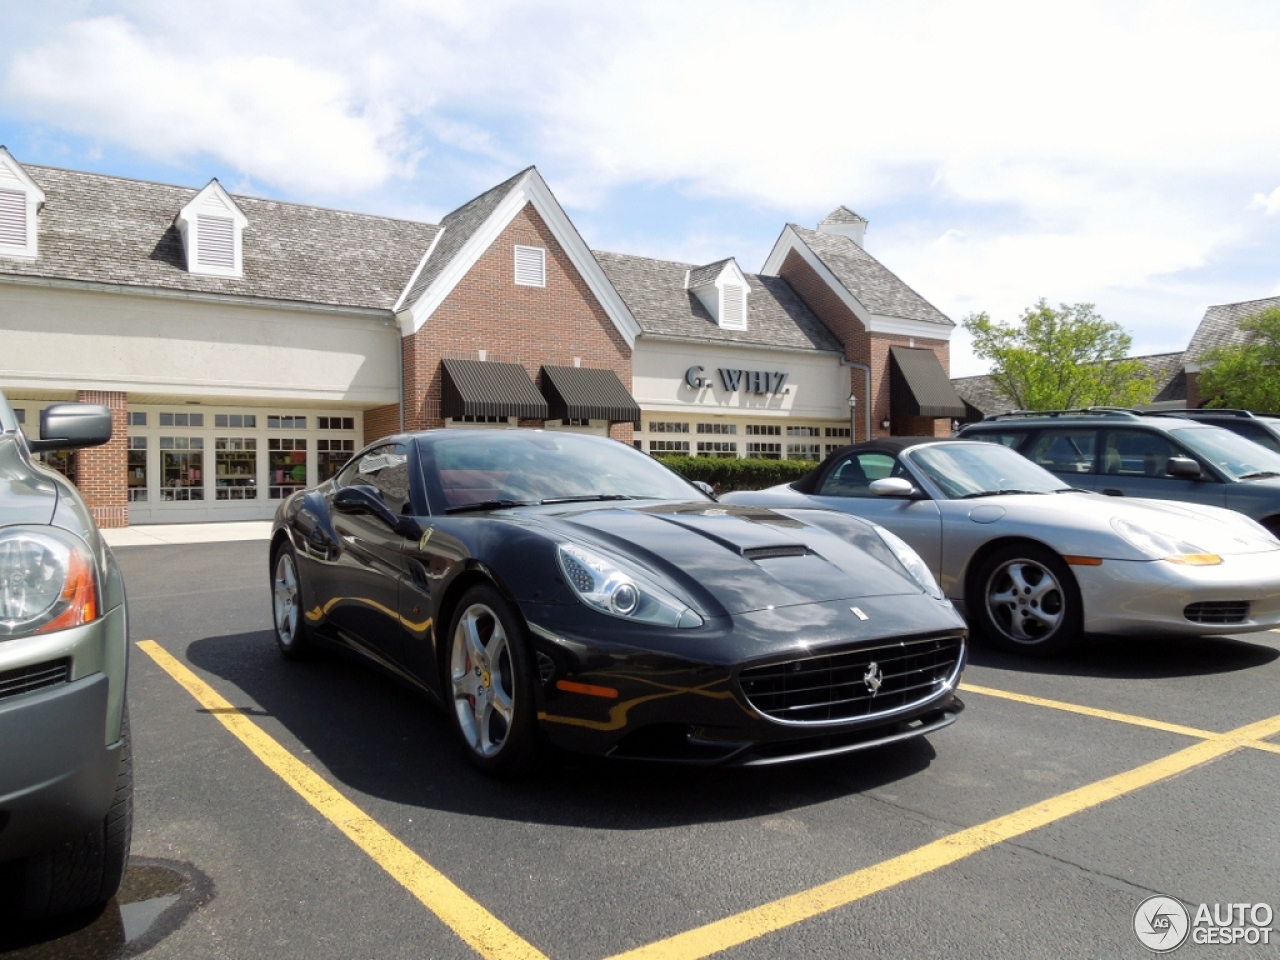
[
  {"left": 972, "top": 544, "right": 1082, "bottom": 657},
  {"left": 446, "top": 584, "right": 542, "bottom": 777},
  {"left": 272, "top": 545, "right": 310, "bottom": 660}
]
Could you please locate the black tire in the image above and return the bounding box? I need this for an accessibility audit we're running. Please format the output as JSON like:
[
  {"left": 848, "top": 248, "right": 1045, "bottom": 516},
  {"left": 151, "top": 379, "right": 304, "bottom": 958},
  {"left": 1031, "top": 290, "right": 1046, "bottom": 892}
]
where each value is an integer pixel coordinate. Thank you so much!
[
  {"left": 8, "top": 704, "right": 133, "bottom": 922},
  {"left": 271, "top": 543, "right": 310, "bottom": 660},
  {"left": 970, "top": 543, "right": 1083, "bottom": 657},
  {"left": 444, "top": 584, "right": 543, "bottom": 777}
]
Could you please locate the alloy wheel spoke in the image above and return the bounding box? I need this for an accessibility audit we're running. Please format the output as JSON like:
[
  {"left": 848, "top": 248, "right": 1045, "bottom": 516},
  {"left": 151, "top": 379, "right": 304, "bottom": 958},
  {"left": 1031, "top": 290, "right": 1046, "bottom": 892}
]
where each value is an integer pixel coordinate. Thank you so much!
[{"left": 463, "top": 614, "right": 488, "bottom": 670}]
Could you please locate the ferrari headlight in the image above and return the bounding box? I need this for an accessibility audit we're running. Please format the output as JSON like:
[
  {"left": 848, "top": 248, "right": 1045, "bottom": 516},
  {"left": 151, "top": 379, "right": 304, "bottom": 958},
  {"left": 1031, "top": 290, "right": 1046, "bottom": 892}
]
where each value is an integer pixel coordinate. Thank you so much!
[
  {"left": 1110, "top": 518, "right": 1222, "bottom": 566},
  {"left": 873, "top": 525, "right": 945, "bottom": 600},
  {"left": 557, "top": 543, "right": 702, "bottom": 628},
  {"left": 0, "top": 528, "right": 99, "bottom": 638}
]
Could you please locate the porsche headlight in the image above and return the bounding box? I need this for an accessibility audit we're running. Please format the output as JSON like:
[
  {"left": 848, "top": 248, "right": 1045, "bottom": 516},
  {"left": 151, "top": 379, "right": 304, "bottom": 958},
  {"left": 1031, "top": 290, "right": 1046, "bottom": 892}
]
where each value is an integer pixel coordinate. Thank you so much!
[
  {"left": 1110, "top": 518, "right": 1222, "bottom": 566},
  {"left": 0, "top": 528, "right": 100, "bottom": 638},
  {"left": 557, "top": 543, "right": 702, "bottom": 628},
  {"left": 874, "top": 525, "right": 945, "bottom": 600}
]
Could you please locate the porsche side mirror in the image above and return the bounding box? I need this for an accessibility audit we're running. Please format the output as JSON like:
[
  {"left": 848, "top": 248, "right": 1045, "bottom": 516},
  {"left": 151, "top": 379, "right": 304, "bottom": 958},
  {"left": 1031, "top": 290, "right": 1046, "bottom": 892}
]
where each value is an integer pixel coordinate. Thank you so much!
[
  {"left": 692, "top": 480, "right": 717, "bottom": 500},
  {"left": 869, "top": 477, "right": 919, "bottom": 498},
  {"left": 1167, "top": 456, "right": 1202, "bottom": 480},
  {"left": 27, "top": 403, "right": 113, "bottom": 452}
]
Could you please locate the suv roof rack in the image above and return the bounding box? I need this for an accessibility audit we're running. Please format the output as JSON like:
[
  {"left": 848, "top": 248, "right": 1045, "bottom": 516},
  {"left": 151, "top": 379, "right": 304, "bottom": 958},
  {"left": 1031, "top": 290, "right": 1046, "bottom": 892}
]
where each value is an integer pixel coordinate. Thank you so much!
[
  {"left": 1147, "top": 408, "right": 1280, "bottom": 420},
  {"left": 982, "top": 406, "right": 1146, "bottom": 422}
]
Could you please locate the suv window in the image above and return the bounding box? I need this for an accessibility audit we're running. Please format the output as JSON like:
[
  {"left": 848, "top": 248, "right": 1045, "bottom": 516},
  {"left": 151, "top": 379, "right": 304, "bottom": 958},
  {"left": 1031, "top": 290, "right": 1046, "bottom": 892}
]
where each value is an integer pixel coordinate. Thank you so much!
[
  {"left": 1027, "top": 429, "right": 1096, "bottom": 474},
  {"left": 1212, "top": 420, "right": 1280, "bottom": 454},
  {"left": 968, "top": 431, "right": 1025, "bottom": 448},
  {"left": 338, "top": 443, "right": 411, "bottom": 513},
  {"left": 1100, "top": 430, "right": 1182, "bottom": 478},
  {"left": 817, "top": 452, "right": 908, "bottom": 497}
]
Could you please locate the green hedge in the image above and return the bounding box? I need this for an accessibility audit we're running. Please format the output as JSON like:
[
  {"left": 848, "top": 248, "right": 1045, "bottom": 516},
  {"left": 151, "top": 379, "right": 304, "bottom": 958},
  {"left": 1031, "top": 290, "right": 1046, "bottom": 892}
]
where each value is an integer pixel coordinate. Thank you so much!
[{"left": 656, "top": 455, "right": 818, "bottom": 494}]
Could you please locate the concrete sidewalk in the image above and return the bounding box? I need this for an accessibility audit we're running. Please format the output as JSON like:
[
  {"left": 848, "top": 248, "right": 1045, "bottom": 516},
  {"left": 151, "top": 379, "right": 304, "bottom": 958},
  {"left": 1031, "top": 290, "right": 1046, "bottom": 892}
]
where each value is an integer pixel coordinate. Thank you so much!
[{"left": 102, "top": 520, "right": 273, "bottom": 548}]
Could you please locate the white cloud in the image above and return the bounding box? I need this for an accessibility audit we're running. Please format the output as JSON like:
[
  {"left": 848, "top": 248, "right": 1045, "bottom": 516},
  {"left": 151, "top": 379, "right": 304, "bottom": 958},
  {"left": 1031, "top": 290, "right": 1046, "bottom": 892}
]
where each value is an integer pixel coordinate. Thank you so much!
[{"left": 1253, "top": 187, "right": 1280, "bottom": 217}]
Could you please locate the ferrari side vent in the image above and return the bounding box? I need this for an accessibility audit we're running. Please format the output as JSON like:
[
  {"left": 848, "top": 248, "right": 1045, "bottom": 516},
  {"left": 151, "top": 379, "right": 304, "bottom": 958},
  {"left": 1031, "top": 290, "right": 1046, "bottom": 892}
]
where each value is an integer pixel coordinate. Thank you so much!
[
  {"left": 1183, "top": 601, "right": 1249, "bottom": 624},
  {"left": 0, "top": 658, "right": 71, "bottom": 704},
  {"left": 741, "top": 545, "right": 809, "bottom": 561},
  {"left": 739, "top": 636, "right": 962, "bottom": 725}
]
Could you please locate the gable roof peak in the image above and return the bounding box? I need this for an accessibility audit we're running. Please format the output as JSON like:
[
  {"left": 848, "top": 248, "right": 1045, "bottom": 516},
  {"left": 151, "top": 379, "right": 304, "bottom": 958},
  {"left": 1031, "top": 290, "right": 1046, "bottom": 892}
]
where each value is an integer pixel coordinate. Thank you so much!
[
  {"left": 820, "top": 205, "right": 867, "bottom": 225},
  {"left": 685, "top": 257, "right": 741, "bottom": 289}
]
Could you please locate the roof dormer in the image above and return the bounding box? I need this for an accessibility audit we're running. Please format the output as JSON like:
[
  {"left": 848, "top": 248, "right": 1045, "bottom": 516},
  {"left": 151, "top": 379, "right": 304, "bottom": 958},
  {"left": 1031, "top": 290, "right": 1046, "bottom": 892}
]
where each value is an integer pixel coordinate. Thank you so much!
[
  {"left": 177, "top": 179, "right": 248, "bottom": 278},
  {"left": 685, "top": 257, "right": 750, "bottom": 331},
  {"left": 0, "top": 147, "right": 45, "bottom": 261},
  {"left": 818, "top": 206, "right": 867, "bottom": 247}
]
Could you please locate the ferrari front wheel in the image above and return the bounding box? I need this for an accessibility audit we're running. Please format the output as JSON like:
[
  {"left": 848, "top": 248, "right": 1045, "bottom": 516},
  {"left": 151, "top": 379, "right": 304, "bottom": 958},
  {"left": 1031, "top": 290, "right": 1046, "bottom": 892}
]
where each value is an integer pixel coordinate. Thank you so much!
[{"left": 446, "top": 584, "right": 542, "bottom": 777}]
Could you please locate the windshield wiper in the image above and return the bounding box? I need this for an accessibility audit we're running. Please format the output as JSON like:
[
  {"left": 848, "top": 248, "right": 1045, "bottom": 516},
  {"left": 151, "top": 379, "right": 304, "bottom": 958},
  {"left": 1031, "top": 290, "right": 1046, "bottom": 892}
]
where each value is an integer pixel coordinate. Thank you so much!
[
  {"left": 445, "top": 499, "right": 535, "bottom": 514},
  {"left": 1239, "top": 471, "right": 1280, "bottom": 481},
  {"left": 539, "top": 494, "right": 636, "bottom": 504},
  {"left": 957, "top": 489, "right": 1045, "bottom": 500}
]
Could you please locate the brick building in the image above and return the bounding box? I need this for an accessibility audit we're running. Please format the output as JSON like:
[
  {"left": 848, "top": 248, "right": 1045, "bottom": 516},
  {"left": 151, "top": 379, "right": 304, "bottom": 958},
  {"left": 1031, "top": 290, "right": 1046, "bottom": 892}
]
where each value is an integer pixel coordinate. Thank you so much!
[{"left": 0, "top": 148, "right": 962, "bottom": 527}]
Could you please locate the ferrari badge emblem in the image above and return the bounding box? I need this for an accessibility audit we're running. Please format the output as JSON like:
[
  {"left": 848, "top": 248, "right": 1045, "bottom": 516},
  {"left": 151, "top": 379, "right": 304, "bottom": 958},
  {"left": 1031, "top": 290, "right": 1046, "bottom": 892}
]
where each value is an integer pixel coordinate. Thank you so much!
[
  {"left": 419, "top": 528, "right": 434, "bottom": 551},
  {"left": 863, "top": 662, "right": 883, "bottom": 696},
  {"left": 850, "top": 606, "right": 869, "bottom": 621}
]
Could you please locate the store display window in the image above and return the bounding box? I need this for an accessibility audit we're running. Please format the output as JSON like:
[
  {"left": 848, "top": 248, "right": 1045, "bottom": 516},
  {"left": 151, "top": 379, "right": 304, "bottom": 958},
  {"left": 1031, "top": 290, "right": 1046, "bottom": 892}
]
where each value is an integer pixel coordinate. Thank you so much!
[
  {"left": 318, "top": 438, "right": 355, "bottom": 482},
  {"left": 215, "top": 438, "right": 258, "bottom": 500},
  {"left": 160, "top": 437, "right": 203, "bottom": 500},
  {"left": 269, "top": 438, "right": 307, "bottom": 498},
  {"left": 127, "top": 436, "right": 147, "bottom": 502}
]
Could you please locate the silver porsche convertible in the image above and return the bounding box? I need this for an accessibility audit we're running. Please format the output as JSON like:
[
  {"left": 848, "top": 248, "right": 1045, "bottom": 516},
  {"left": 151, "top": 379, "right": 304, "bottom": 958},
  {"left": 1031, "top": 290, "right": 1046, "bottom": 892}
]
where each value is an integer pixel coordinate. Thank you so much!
[{"left": 721, "top": 438, "right": 1280, "bottom": 656}]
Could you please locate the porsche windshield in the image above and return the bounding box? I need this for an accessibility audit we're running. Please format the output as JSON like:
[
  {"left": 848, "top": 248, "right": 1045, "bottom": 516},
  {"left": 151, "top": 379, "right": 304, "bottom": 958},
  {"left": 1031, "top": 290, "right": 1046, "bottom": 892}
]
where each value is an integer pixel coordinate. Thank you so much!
[
  {"left": 422, "top": 431, "right": 706, "bottom": 512},
  {"left": 909, "top": 443, "right": 1071, "bottom": 499},
  {"left": 1169, "top": 426, "right": 1280, "bottom": 481}
]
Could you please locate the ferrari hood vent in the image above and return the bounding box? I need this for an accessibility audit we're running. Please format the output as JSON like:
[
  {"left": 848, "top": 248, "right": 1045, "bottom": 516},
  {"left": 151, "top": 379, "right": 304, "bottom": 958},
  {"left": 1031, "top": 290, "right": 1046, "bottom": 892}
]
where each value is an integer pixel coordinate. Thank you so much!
[{"left": 741, "top": 545, "right": 810, "bottom": 561}]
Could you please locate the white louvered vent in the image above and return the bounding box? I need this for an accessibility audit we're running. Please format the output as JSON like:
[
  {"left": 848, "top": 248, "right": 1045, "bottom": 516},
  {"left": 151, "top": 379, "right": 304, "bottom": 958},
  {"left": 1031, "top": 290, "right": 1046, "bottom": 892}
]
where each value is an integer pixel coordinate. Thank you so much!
[
  {"left": 514, "top": 245, "right": 546, "bottom": 287},
  {"left": 0, "top": 189, "right": 25, "bottom": 247},
  {"left": 197, "top": 215, "right": 235, "bottom": 268},
  {"left": 720, "top": 284, "right": 746, "bottom": 330}
]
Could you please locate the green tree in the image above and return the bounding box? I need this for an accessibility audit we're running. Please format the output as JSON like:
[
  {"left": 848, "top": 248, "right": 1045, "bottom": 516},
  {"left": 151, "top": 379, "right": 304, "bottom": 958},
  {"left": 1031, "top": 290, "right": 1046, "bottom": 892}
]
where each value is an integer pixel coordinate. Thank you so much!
[
  {"left": 1198, "top": 306, "right": 1280, "bottom": 411},
  {"left": 964, "top": 299, "right": 1154, "bottom": 411}
]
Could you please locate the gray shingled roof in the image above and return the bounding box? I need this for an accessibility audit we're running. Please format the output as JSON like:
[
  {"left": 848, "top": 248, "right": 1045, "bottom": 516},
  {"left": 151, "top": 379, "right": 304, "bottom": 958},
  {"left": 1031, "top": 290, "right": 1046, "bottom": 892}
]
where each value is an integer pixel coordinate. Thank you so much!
[
  {"left": 819, "top": 206, "right": 866, "bottom": 225},
  {"left": 953, "top": 351, "right": 1187, "bottom": 420},
  {"left": 1184, "top": 296, "right": 1280, "bottom": 364},
  {"left": 685, "top": 258, "right": 733, "bottom": 289},
  {"left": 0, "top": 165, "right": 439, "bottom": 311},
  {"left": 791, "top": 225, "right": 951, "bottom": 327},
  {"left": 397, "top": 167, "right": 531, "bottom": 309},
  {"left": 593, "top": 250, "right": 842, "bottom": 353}
]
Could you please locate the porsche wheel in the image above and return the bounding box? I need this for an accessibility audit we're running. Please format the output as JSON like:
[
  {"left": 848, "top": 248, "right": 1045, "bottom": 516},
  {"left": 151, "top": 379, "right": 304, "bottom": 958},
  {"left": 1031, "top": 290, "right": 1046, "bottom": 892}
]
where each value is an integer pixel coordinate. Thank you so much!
[
  {"left": 272, "top": 545, "right": 310, "bottom": 660},
  {"left": 972, "top": 544, "right": 1082, "bottom": 657},
  {"left": 446, "top": 584, "right": 542, "bottom": 777}
]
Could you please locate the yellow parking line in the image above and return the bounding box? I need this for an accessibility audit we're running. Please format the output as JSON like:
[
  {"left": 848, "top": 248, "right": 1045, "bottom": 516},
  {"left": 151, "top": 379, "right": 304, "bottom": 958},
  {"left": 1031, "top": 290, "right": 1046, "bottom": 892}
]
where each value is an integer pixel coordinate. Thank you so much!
[
  {"left": 136, "top": 640, "right": 548, "bottom": 960},
  {"left": 606, "top": 716, "right": 1280, "bottom": 960},
  {"left": 958, "top": 683, "right": 1218, "bottom": 739}
]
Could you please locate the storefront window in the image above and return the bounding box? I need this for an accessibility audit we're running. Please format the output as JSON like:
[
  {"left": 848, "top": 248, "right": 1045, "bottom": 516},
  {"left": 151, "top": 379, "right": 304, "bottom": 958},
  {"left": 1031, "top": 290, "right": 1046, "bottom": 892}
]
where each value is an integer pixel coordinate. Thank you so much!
[
  {"left": 786, "top": 444, "right": 821, "bottom": 460},
  {"left": 129, "top": 412, "right": 147, "bottom": 426},
  {"left": 215, "top": 438, "right": 258, "bottom": 500},
  {"left": 160, "top": 437, "right": 203, "bottom": 500},
  {"left": 268, "top": 415, "right": 307, "bottom": 429},
  {"left": 159, "top": 412, "right": 204, "bottom": 427},
  {"left": 697, "top": 423, "right": 736, "bottom": 435},
  {"left": 746, "top": 442, "right": 781, "bottom": 459},
  {"left": 318, "top": 438, "right": 354, "bottom": 482},
  {"left": 269, "top": 438, "right": 307, "bottom": 498},
  {"left": 13, "top": 407, "right": 26, "bottom": 424},
  {"left": 697, "top": 441, "right": 737, "bottom": 458},
  {"left": 128, "top": 437, "right": 147, "bottom": 502},
  {"left": 787, "top": 426, "right": 820, "bottom": 437},
  {"left": 318, "top": 416, "right": 355, "bottom": 430},
  {"left": 648, "top": 422, "right": 689, "bottom": 433},
  {"left": 214, "top": 414, "right": 257, "bottom": 428},
  {"left": 650, "top": 440, "right": 689, "bottom": 454},
  {"left": 825, "top": 426, "right": 850, "bottom": 439},
  {"left": 41, "top": 449, "right": 77, "bottom": 482},
  {"left": 746, "top": 424, "right": 781, "bottom": 437}
]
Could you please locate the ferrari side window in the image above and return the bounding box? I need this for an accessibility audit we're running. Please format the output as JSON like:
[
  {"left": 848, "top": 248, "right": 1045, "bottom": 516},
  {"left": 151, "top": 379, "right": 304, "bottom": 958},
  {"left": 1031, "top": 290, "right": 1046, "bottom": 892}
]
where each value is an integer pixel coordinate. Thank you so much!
[{"left": 350, "top": 443, "right": 411, "bottom": 513}]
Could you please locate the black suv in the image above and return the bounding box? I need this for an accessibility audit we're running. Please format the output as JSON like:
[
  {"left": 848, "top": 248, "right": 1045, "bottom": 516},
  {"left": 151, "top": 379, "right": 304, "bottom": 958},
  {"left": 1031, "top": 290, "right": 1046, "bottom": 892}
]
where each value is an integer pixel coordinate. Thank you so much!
[
  {"left": 957, "top": 408, "right": 1280, "bottom": 536},
  {"left": 1148, "top": 409, "right": 1280, "bottom": 454},
  {"left": 0, "top": 390, "right": 132, "bottom": 922}
]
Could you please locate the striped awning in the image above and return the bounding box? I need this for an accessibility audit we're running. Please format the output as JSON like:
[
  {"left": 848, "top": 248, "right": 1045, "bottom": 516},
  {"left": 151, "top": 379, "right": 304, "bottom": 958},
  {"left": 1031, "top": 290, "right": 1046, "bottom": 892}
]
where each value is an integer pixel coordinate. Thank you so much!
[
  {"left": 889, "top": 346, "right": 966, "bottom": 419},
  {"left": 541, "top": 366, "right": 641, "bottom": 425},
  {"left": 440, "top": 358, "right": 549, "bottom": 420}
]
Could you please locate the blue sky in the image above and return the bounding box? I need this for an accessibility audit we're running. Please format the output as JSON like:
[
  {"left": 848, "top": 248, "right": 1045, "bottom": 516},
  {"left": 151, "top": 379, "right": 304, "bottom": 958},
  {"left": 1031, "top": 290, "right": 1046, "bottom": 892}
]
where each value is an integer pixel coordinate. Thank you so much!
[{"left": 3, "top": 0, "right": 1279, "bottom": 376}]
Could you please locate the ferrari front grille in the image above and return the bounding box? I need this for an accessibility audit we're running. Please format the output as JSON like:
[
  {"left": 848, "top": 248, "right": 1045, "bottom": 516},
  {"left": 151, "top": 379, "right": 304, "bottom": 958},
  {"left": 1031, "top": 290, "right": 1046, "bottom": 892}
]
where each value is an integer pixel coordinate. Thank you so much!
[
  {"left": 739, "top": 636, "right": 963, "bottom": 725},
  {"left": 0, "top": 658, "right": 71, "bottom": 704},
  {"left": 1184, "top": 600, "right": 1250, "bottom": 624}
]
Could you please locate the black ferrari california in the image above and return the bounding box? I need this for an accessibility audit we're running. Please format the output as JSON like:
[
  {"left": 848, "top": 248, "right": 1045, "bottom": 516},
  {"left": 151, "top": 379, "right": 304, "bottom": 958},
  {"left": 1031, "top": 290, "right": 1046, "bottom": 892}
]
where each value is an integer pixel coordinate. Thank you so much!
[{"left": 270, "top": 430, "right": 966, "bottom": 775}]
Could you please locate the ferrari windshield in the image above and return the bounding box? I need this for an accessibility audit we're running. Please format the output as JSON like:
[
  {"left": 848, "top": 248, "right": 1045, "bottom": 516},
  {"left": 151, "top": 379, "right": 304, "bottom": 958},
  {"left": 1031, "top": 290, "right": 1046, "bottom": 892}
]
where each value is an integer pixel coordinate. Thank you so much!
[
  {"left": 908, "top": 442, "right": 1071, "bottom": 499},
  {"left": 1169, "top": 426, "right": 1280, "bottom": 480},
  {"left": 421, "top": 431, "right": 708, "bottom": 512}
]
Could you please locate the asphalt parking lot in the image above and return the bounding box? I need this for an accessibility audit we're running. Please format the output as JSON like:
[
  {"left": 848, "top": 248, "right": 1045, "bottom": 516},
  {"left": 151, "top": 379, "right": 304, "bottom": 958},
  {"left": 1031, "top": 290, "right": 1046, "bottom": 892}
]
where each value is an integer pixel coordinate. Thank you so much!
[{"left": 7, "top": 539, "right": 1280, "bottom": 959}]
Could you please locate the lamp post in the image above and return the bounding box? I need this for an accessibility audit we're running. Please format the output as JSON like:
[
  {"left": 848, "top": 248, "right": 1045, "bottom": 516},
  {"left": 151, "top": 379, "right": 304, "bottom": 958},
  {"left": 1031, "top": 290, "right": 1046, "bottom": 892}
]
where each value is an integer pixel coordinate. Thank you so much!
[{"left": 848, "top": 393, "right": 857, "bottom": 443}]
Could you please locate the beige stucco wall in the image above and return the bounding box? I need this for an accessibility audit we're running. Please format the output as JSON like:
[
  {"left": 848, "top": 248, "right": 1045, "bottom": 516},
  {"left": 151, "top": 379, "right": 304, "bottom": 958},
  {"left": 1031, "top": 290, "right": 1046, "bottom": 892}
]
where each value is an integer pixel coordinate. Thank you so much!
[
  {"left": 631, "top": 338, "right": 849, "bottom": 420},
  {"left": 0, "top": 281, "right": 399, "bottom": 405}
]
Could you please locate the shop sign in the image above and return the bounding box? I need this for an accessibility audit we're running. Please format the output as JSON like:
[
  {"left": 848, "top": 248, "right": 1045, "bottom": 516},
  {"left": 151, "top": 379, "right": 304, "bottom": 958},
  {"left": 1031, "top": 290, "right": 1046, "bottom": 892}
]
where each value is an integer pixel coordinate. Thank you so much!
[{"left": 684, "top": 365, "right": 790, "bottom": 396}]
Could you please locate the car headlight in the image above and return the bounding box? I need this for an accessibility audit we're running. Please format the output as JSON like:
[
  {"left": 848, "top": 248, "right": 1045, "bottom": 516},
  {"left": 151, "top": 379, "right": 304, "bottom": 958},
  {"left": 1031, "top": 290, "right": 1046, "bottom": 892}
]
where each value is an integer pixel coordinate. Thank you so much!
[
  {"left": 1110, "top": 517, "right": 1222, "bottom": 565},
  {"left": 557, "top": 543, "right": 703, "bottom": 628},
  {"left": 873, "top": 525, "right": 945, "bottom": 600},
  {"left": 0, "top": 527, "right": 100, "bottom": 638}
]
